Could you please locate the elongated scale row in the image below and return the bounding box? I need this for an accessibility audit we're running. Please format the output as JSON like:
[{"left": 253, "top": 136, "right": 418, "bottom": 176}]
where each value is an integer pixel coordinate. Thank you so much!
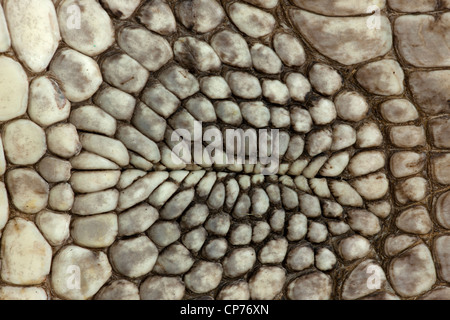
[{"left": 0, "top": 0, "right": 448, "bottom": 300}]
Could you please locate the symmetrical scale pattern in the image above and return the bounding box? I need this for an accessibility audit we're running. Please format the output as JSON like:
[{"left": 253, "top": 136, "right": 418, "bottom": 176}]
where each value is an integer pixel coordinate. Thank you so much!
[{"left": 0, "top": 0, "right": 448, "bottom": 300}]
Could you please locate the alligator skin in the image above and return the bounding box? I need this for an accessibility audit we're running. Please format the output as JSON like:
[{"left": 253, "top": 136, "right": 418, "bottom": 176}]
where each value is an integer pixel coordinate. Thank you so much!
[{"left": 0, "top": 0, "right": 448, "bottom": 300}]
